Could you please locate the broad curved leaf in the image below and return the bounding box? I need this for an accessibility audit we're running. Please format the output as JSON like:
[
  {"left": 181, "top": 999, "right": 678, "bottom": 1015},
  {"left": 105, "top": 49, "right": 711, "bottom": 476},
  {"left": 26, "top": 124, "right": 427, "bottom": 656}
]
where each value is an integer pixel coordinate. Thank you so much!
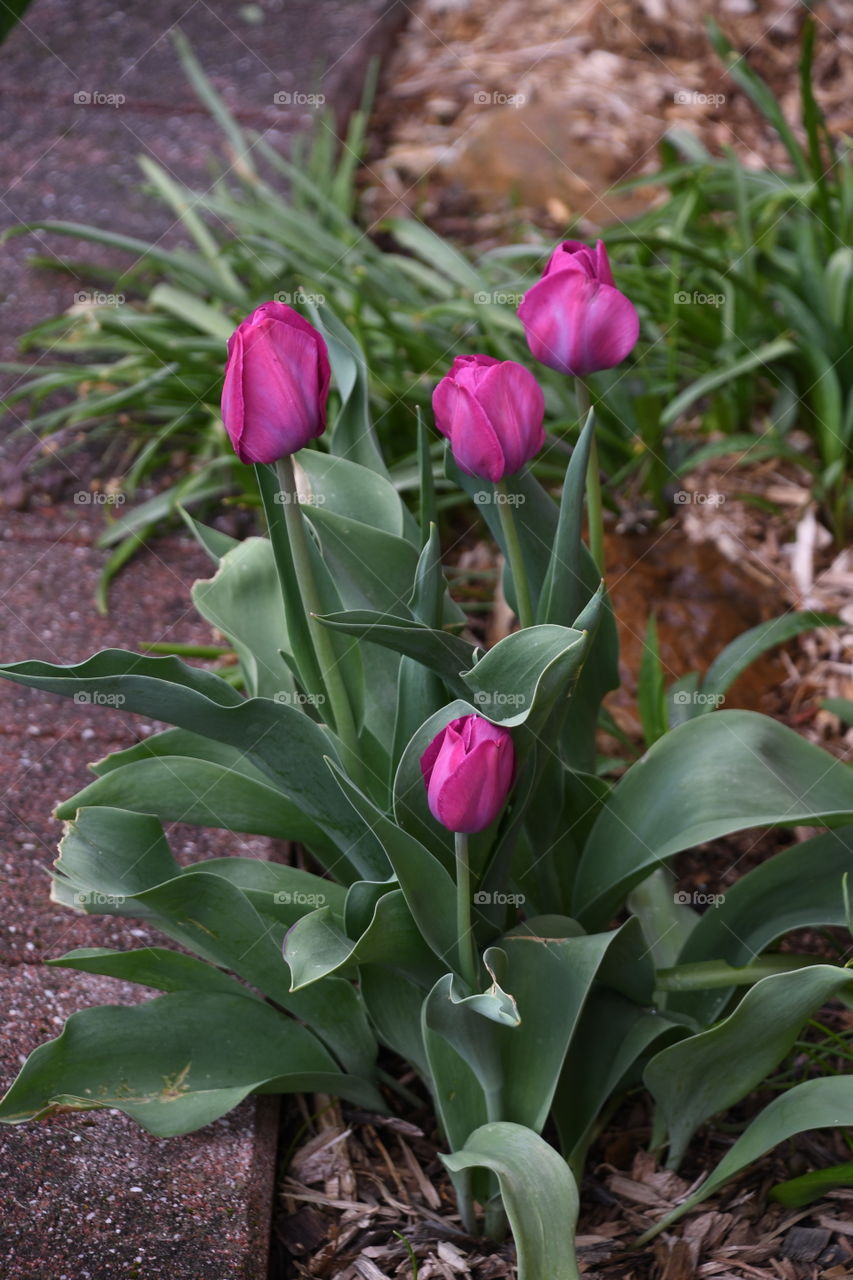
[
  {"left": 443, "top": 1123, "right": 582, "bottom": 1280},
  {"left": 639, "top": 1076, "right": 853, "bottom": 1240},
  {"left": 670, "top": 826, "right": 853, "bottom": 1024},
  {"left": 645, "top": 963, "right": 853, "bottom": 1168},
  {"left": 0, "top": 993, "right": 383, "bottom": 1136},
  {"left": 575, "top": 712, "right": 853, "bottom": 928}
]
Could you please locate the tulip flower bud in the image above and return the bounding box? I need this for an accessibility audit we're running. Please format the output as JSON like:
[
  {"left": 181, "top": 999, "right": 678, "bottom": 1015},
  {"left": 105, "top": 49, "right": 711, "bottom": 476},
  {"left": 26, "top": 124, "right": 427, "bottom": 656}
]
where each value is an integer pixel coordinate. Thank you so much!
[
  {"left": 420, "top": 714, "right": 516, "bottom": 834},
  {"left": 518, "top": 240, "right": 639, "bottom": 377},
  {"left": 221, "top": 301, "right": 331, "bottom": 464},
  {"left": 432, "top": 354, "right": 545, "bottom": 483}
]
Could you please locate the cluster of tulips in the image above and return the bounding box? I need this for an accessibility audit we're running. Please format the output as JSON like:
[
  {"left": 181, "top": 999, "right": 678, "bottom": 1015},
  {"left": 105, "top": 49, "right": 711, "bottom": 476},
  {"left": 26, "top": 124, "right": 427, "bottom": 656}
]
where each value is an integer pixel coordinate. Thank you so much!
[
  {"left": 6, "top": 229, "right": 845, "bottom": 1280},
  {"left": 222, "top": 239, "right": 638, "bottom": 837}
]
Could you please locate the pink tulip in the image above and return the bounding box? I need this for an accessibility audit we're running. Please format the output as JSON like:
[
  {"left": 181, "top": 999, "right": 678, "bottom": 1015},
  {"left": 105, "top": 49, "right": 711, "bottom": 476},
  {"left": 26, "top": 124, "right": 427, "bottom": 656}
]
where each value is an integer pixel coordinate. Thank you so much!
[
  {"left": 420, "top": 714, "right": 516, "bottom": 834},
  {"left": 518, "top": 240, "right": 639, "bottom": 377},
  {"left": 221, "top": 301, "right": 331, "bottom": 464},
  {"left": 432, "top": 354, "right": 545, "bottom": 483}
]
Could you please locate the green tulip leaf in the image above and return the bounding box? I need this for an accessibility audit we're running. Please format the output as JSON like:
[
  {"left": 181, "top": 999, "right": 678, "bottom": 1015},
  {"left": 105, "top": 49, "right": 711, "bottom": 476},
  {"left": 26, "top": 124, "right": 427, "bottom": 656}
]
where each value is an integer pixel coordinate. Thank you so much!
[
  {"left": 283, "top": 891, "right": 440, "bottom": 990},
  {"left": 54, "top": 808, "right": 376, "bottom": 1080},
  {"left": 443, "top": 1123, "right": 582, "bottom": 1280},
  {"left": 294, "top": 449, "right": 405, "bottom": 536},
  {"left": 537, "top": 406, "right": 596, "bottom": 628},
  {"left": 555, "top": 990, "right": 684, "bottom": 1167},
  {"left": 575, "top": 712, "right": 853, "bottom": 928},
  {"left": 699, "top": 611, "right": 840, "bottom": 707},
  {"left": 314, "top": 610, "right": 474, "bottom": 693},
  {"left": 0, "top": 650, "right": 387, "bottom": 880},
  {"left": 47, "top": 946, "right": 258, "bottom": 999},
  {"left": 669, "top": 825, "right": 853, "bottom": 1025},
  {"left": 447, "top": 456, "right": 557, "bottom": 618},
  {"left": 90, "top": 727, "right": 263, "bottom": 775},
  {"left": 645, "top": 963, "right": 853, "bottom": 1169},
  {"left": 310, "top": 303, "right": 389, "bottom": 478},
  {"left": 191, "top": 536, "right": 293, "bottom": 699},
  {"left": 639, "top": 1076, "right": 853, "bottom": 1241},
  {"left": 361, "top": 967, "right": 431, "bottom": 1080},
  {"left": 0, "top": 993, "right": 383, "bottom": 1136},
  {"left": 302, "top": 506, "right": 420, "bottom": 615},
  {"left": 182, "top": 856, "right": 345, "bottom": 926},
  {"left": 54, "top": 754, "right": 336, "bottom": 856},
  {"left": 461, "top": 624, "right": 588, "bottom": 730},
  {"left": 327, "top": 760, "right": 459, "bottom": 968}
]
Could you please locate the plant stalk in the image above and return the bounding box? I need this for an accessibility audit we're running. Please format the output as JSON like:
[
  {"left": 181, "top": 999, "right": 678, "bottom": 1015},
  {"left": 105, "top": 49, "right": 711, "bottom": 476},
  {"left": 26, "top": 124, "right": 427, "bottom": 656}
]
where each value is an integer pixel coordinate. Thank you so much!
[
  {"left": 272, "top": 456, "right": 361, "bottom": 771},
  {"left": 655, "top": 953, "right": 821, "bottom": 992},
  {"left": 496, "top": 483, "right": 534, "bottom": 629},
  {"left": 454, "top": 832, "right": 478, "bottom": 989},
  {"left": 576, "top": 378, "right": 604, "bottom": 575}
]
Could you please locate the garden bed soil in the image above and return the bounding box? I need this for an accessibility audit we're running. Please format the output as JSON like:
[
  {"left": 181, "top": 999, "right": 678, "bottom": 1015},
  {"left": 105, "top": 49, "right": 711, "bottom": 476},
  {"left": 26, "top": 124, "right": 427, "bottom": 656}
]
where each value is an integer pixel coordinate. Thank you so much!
[
  {"left": 272, "top": 1090, "right": 853, "bottom": 1278},
  {"left": 362, "top": 0, "right": 851, "bottom": 243}
]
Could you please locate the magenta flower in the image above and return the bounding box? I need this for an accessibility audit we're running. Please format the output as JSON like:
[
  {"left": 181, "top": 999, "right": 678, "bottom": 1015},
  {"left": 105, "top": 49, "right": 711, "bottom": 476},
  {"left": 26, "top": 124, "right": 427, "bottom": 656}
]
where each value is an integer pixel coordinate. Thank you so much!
[
  {"left": 221, "top": 301, "right": 331, "bottom": 464},
  {"left": 420, "top": 714, "right": 516, "bottom": 834},
  {"left": 517, "top": 240, "right": 639, "bottom": 377},
  {"left": 432, "top": 354, "right": 545, "bottom": 483}
]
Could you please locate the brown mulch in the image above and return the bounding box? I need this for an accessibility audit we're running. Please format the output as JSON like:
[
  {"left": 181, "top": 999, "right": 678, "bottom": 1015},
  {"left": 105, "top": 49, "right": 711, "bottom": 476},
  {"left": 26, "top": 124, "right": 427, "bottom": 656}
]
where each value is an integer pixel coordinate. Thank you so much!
[
  {"left": 362, "top": 0, "right": 851, "bottom": 243},
  {"left": 274, "top": 1089, "right": 853, "bottom": 1279}
]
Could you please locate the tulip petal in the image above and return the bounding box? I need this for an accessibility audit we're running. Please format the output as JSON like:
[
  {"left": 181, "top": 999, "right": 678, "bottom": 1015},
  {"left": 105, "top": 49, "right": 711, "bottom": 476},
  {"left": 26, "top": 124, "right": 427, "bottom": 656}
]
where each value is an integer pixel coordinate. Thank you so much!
[
  {"left": 430, "top": 739, "right": 503, "bottom": 834},
  {"left": 475, "top": 363, "right": 545, "bottom": 477},
  {"left": 238, "top": 321, "right": 325, "bottom": 463},
  {"left": 432, "top": 380, "right": 507, "bottom": 483},
  {"left": 519, "top": 274, "right": 639, "bottom": 377},
  {"left": 221, "top": 329, "right": 247, "bottom": 458},
  {"left": 421, "top": 716, "right": 516, "bottom": 834}
]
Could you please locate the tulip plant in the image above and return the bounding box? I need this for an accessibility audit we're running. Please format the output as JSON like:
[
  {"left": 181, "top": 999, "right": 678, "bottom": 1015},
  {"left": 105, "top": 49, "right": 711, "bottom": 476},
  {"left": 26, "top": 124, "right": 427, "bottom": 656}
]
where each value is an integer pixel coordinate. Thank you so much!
[{"left": 2, "top": 245, "right": 853, "bottom": 1278}]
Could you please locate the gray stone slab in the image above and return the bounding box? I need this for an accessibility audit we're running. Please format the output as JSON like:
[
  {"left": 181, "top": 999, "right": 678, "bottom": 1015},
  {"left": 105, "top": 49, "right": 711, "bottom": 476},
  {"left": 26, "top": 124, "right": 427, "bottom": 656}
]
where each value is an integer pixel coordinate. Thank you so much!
[
  {"left": 0, "top": 505, "right": 279, "bottom": 964},
  {"left": 0, "top": 965, "right": 278, "bottom": 1280},
  {"left": 0, "top": 0, "right": 404, "bottom": 402}
]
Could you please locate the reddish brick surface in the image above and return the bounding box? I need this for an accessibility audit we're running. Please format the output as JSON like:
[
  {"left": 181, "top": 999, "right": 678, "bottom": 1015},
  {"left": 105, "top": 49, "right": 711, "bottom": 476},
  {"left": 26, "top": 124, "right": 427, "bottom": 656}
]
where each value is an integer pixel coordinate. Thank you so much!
[
  {"left": 0, "top": 510, "right": 280, "bottom": 1277},
  {"left": 0, "top": 3, "right": 407, "bottom": 1270},
  {"left": 0, "top": 967, "right": 279, "bottom": 1280}
]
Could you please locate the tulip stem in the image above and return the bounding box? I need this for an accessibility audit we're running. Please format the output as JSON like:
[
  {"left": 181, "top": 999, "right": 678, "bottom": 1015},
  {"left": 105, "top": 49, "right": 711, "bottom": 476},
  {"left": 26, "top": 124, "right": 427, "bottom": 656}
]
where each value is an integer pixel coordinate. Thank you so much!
[
  {"left": 454, "top": 832, "right": 478, "bottom": 989},
  {"left": 496, "top": 484, "right": 534, "bottom": 629},
  {"left": 273, "top": 455, "right": 361, "bottom": 773},
  {"left": 577, "top": 379, "right": 605, "bottom": 575}
]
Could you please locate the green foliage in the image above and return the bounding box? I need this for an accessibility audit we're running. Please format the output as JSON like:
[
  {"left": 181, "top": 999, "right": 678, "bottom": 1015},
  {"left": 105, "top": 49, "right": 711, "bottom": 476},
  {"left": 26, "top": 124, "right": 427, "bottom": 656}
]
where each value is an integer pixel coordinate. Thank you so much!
[
  {"left": 0, "top": 384, "right": 850, "bottom": 1265},
  {"left": 1, "top": 21, "right": 852, "bottom": 1271},
  {"left": 5, "top": 16, "right": 850, "bottom": 590}
]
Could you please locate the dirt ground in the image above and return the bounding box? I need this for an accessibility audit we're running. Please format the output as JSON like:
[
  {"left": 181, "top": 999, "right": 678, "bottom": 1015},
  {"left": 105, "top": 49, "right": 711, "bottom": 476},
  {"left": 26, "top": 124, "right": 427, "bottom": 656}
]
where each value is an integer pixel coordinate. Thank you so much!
[{"left": 363, "top": 0, "right": 851, "bottom": 242}]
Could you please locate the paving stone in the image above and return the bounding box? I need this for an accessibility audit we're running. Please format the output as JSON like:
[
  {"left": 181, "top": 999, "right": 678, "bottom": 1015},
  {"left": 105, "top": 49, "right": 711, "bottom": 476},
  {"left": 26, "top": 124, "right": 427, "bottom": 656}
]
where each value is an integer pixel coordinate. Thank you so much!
[
  {"left": 0, "top": 505, "right": 281, "bottom": 961},
  {"left": 0, "top": 0, "right": 405, "bottom": 408},
  {"left": 0, "top": 3, "right": 406, "bottom": 1272},
  {"left": 0, "top": 964, "right": 278, "bottom": 1280}
]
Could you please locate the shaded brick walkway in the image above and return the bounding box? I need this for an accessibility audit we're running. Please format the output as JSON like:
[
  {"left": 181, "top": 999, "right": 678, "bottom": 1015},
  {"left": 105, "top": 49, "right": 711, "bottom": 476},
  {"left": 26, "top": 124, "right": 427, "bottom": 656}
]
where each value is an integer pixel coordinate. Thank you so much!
[{"left": 0, "top": 2, "right": 404, "bottom": 1274}]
